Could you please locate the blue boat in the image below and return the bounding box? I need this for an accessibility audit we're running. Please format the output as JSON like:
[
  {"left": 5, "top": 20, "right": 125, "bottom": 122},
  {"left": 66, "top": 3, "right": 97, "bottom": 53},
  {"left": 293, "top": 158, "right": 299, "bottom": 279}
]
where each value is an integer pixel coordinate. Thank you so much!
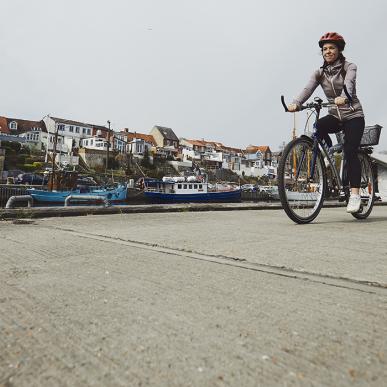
[
  {"left": 143, "top": 176, "right": 241, "bottom": 203},
  {"left": 27, "top": 184, "right": 128, "bottom": 203},
  {"left": 26, "top": 188, "right": 80, "bottom": 203}
]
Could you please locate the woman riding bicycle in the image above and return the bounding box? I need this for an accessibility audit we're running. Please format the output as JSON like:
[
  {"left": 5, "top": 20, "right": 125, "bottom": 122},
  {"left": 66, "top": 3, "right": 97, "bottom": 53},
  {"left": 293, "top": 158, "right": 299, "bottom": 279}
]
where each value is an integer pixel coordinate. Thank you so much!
[{"left": 287, "top": 32, "right": 365, "bottom": 213}]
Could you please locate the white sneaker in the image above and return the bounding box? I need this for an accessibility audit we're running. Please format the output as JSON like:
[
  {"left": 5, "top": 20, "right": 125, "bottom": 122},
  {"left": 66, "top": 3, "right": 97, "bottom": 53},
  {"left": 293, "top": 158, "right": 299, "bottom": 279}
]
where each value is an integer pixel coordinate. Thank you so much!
[{"left": 347, "top": 194, "right": 361, "bottom": 213}]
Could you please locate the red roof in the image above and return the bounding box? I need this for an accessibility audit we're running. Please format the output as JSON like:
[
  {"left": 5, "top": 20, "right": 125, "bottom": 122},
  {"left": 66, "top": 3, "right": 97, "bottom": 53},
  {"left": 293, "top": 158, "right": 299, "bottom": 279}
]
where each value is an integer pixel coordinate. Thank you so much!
[
  {"left": 185, "top": 138, "right": 243, "bottom": 154},
  {"left": 185, "top": 139, "right": 207, "bottom": 147},
  {"left": 123, "top": 131, "right": 156, "bottom": 146},
  {"left": 0, "top": 116, "right": 47, "bottom": 134},
  {"left": 0, "top": 116, "right": 10, "bottom": 134},
  {"left": 246, "top": 145, "right": 271, "bottom": 154}
]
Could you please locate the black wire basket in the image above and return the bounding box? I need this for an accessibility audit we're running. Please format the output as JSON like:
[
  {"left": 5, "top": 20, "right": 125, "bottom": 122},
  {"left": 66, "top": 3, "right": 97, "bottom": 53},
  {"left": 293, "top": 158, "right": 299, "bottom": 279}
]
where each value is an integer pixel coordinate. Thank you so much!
[{"left": 336, "top": 124, "right": 382, "bottom": 146}]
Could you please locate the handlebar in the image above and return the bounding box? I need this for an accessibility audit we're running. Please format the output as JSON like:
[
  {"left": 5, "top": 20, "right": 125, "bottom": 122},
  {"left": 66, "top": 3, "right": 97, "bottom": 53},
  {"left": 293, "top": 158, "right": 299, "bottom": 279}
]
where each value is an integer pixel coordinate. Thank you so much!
[
  {"left": 281, "top": 95, "right": 334, "bottom": 112},
  {"left": 281, "top": 85, "right": 353, "bottom": 113},
  {"left": 281, "top": 96, "right": 288, "bottom": 112}
]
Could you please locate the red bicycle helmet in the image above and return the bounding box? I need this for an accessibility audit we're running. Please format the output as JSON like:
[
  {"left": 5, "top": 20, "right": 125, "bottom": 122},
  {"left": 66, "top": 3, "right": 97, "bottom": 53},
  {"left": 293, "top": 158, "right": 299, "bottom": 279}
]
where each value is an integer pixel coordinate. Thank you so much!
[{"left": 318, "top": 32, "right": 346, "bottom": 50}]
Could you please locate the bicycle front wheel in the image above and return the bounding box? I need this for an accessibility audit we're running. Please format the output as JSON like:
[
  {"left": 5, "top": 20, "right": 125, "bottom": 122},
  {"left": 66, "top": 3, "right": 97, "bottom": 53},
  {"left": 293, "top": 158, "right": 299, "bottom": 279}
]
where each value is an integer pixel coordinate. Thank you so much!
[
  {"left": 278, "top": 137, "right": 327, "bottom": 224},
  {"left": 351, "top": 151, "right": 375, "bottom": 220}
]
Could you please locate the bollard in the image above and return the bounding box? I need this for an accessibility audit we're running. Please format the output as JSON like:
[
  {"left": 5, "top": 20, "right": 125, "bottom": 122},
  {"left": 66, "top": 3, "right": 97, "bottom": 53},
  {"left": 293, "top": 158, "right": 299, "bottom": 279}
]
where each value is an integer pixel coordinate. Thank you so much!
[
  {"left": 64, "top": 195, "right": 110, "bottom": 207},
  {"left": 6, "top": 195, "right": 34, "bottom": 209}
]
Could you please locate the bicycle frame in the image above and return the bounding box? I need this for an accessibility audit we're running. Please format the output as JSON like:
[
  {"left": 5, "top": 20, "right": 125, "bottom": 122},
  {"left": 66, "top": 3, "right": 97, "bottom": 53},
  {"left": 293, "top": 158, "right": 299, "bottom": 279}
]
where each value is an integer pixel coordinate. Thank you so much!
[{"left": 283, "top": 97, "right": 345, "bottom": 195}]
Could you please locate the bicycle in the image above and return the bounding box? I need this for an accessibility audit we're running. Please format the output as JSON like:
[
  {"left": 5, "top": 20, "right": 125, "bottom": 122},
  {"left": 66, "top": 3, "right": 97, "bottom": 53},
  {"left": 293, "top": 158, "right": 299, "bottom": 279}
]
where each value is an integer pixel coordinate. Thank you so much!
[{"left": 278, "top": 91, "right": 382, "bottom": 224}]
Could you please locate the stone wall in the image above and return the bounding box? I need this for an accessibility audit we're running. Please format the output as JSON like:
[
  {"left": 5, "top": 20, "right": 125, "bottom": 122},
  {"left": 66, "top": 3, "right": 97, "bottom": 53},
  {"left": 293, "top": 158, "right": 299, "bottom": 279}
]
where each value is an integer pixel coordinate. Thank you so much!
[{"left": 78, "top": 148, "right": 106, "bottom": 169}]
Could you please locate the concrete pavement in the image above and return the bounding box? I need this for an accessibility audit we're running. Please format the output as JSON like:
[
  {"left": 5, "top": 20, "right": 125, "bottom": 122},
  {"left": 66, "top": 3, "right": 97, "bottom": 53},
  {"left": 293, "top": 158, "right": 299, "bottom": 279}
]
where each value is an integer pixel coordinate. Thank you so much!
[{"left": 1, "top": 207, "right": 387, "bottom": 386}]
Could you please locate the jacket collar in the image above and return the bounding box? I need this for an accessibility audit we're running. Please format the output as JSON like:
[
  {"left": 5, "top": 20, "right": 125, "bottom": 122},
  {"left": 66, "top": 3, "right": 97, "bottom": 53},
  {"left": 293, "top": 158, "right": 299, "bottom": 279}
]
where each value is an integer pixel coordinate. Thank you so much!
[{"left": 321, "top": 59, "right": 344, "bottom": 72}]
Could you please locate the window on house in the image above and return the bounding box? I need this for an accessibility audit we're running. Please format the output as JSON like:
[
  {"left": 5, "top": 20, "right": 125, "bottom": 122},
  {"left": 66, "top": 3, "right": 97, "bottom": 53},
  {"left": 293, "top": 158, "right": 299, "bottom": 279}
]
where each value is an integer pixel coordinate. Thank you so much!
[
  {"left": 69, "top": 126, "right": 74, "bottom": 132},
  {"left": 82, "top": 128, "right": 86, "bottom": 134},
  {"left": 9, "top": 121, "right": 17, "bottom": 130},
  {"left": 189, "top": 184, "right": 192, "bottom": 189},
  {"left": 90, "top": 139, "right": 93, "bottom": 145},
  {"left": 178, "top": 184, "right": 182, "bottom": 189},
  {"left": 58, "top": 124, "right": 65, "bottom": 131},
  {"left": 199, "top": 184, "right": 202, "bottom": 189},
  {"left": 87, "top": 129, "right": 91, "bottom": 135},
  {"left": 76, "top": 127, "right": 80, "bottom": 133},
  {"left": 183, "top": 184, "right": 187, "bottom": 189},
  {"left": 194, "top": 184, "right": 197, "bottom": 189}
]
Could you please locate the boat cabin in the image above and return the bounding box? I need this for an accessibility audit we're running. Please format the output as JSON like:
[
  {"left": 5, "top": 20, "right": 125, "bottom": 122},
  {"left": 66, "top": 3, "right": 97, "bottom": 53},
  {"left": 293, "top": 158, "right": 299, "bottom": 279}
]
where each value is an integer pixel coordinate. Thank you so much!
[{"left": 145, "top": 177, "right": 207, "bottom": 194}]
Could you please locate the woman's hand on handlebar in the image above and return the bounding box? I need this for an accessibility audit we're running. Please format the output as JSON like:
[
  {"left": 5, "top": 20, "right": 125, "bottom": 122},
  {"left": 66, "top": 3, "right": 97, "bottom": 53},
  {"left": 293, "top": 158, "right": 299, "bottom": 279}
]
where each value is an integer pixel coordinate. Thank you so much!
[
  {"left": 334, "top": 96, "right": 347, "bottom": 106},
  {"left": 287, "top": 103, "right": 298, "bottom": 112}
]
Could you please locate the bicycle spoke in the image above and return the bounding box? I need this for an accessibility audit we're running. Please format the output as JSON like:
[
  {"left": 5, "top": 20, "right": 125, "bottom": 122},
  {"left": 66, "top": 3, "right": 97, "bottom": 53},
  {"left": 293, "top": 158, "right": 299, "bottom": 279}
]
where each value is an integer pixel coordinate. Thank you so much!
[
  {"left": 278, "top": 138, "right": 326, "bottom": 223},
  {"left": 352, "top": 153, "right": 374, "bottom": 218}
]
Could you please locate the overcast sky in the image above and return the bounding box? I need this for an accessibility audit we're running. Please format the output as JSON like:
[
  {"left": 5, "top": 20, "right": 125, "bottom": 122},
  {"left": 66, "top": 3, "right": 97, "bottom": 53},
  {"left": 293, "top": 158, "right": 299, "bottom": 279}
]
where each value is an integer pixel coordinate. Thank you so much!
[{"left": 1, "top": 0, "right": 386, "bottom": 151}]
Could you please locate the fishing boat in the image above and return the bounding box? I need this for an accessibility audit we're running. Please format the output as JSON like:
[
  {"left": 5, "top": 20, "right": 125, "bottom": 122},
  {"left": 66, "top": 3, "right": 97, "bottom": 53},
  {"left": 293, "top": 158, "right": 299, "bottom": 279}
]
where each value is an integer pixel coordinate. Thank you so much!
[
  {"left": 27, "top": 183, "right": 128, "bottom": 204},
  {"left": 143, "top": 175, "right": 241, "bottom": 203}
]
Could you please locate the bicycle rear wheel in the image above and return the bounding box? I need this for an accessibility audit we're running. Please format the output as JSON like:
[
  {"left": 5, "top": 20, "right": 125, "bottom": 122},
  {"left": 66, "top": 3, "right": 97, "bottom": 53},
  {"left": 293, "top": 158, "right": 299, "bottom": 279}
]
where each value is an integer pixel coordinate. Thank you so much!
[
  {"left": 351, "top": 151, "right": 375, "bottom": 219},
  {"left": 278, "top": 137, "right": 327, "bottom": 224}
]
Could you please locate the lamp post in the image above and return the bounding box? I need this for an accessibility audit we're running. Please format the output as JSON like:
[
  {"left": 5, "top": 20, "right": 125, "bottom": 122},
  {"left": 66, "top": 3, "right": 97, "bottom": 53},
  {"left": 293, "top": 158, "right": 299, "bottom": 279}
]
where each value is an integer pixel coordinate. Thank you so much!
[{"left": 105, "top": 120, "right": 111, "bottom": 174}]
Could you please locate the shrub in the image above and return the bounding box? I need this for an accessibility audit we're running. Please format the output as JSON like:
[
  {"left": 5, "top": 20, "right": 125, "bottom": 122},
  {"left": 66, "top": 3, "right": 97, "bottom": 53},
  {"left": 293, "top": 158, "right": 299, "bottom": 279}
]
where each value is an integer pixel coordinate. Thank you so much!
[
  {"left": 2, "top": 141, "right": 21, "bottom": 153},
  {"left": 32, "top": 162, "right": 44, "bottom": 169},
  {"left": 22, "top": 164, "right": 37, "bottom": 172}
]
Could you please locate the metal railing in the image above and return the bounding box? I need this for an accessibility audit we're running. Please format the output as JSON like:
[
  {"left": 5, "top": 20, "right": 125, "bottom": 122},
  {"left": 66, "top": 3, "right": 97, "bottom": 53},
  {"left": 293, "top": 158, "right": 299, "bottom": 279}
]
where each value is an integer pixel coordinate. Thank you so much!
[{"left": 0, "top": 184, "right": 43, "bottom": 208}]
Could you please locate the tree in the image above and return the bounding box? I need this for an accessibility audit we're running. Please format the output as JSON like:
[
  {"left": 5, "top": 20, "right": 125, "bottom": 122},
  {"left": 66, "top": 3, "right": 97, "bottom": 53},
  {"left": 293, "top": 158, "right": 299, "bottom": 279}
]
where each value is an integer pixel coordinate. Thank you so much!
[{"left": 141, "top": 147, "right": 151, "bottom": 168}]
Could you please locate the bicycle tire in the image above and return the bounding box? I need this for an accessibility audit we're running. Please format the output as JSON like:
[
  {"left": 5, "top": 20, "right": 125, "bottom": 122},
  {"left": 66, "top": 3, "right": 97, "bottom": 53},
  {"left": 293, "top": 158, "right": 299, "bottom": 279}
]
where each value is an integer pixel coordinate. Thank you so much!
[
  {"left": 350, "top": 152, "right": 375, "bottom": 220},
  {"left": 278, "top": 137, "right": 327, "bottom": 224}
]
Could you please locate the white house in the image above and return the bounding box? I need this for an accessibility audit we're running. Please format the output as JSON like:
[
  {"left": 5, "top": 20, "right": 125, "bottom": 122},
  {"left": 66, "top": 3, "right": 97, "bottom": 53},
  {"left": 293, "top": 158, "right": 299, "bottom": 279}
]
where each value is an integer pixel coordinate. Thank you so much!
[
  {"left": 180, "top": 138, "right": 224, "bottom": 167},
  {"left": 120, "top": 130, "right": 156, "bottom": 156},
  {"left": 43, "top": 116, "right": 94, "bottom": 153},
  {"left": 80, "top": 137, "right": 109, "bottom": 151}
]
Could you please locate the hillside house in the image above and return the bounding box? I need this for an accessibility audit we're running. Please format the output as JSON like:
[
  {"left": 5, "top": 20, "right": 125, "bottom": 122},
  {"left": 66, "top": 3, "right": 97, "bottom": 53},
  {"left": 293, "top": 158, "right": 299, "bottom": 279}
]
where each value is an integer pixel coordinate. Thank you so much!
[
  {"left": 0, "top": 116, "right": 47, "bottom": 151},
  {"left": 150, "top": 125, "right": 179, "bottom": 158}
]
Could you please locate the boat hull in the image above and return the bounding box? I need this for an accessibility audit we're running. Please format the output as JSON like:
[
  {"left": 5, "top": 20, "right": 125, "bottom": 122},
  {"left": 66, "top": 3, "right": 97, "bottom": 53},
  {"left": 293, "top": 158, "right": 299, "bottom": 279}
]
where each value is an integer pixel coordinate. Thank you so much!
[
  {"left": 27, "top": 185, "right": 127, "bottom": 203},
  {"left": 144, "top": 189, "right": 241, "bottom": 203},
  {"left": 27, "top": 189, "right": 80, "bottom": 203}
]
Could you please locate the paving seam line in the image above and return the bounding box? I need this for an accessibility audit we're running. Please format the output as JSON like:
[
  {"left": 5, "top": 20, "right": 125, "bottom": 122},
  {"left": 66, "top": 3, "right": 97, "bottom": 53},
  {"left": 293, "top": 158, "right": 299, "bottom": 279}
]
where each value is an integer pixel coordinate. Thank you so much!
[
  {"left": 3, "top": 201, "right": 386, "bottom": 219},
  {"left": 45, "top": 225, "right": 387, "bottom": 296}
]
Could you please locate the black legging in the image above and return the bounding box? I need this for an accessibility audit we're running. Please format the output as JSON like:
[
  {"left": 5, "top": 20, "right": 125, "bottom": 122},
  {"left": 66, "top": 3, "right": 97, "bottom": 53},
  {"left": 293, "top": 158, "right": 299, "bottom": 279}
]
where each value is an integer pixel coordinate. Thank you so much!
[{"left": 315, "top": 115, "right": 365, "bottom": 188}]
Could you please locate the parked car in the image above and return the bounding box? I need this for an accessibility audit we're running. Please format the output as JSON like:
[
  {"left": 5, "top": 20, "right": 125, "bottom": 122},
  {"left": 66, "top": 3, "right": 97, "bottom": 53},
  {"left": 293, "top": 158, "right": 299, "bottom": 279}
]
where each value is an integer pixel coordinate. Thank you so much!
[
  {"left": 15, "top": 173, "right": 48, "bottom": 185},
  {"left": 241, "top": 184, "right": 258, "bottom": 192},
  {"left": 5, "top": 169, "right": 25, "bottom": 178}
]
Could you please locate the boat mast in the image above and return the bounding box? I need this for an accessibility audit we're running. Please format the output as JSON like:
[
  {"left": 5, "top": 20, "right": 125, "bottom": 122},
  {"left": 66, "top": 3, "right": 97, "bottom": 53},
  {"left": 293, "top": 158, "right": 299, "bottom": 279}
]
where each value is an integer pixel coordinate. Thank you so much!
[
  {"left": 50, "top": 122, "right": 59, "bottom": 191},
  {"left": 105, "top": 120, "right": 111, "bottom": 175}
]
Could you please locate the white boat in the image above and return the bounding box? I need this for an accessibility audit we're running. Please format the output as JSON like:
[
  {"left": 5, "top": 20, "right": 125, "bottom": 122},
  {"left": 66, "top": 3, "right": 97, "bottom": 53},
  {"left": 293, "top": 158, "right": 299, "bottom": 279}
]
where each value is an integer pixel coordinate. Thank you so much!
[
  {"left": 143, "top": 176, "right": 241, "bottom": 203},
  {"left": 270, "top": 185, "right": 319, "bottom": 201}
]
